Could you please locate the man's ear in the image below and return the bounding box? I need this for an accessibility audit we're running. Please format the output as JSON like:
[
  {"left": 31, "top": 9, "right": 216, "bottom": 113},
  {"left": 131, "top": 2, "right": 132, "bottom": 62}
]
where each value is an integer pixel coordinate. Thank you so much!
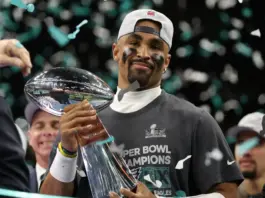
[
  {"left": 27, "top": 130, "right": 33, "bottom": 146},
  {"left": 112, "top": 43, "right": 120, "bottom": 62},
  {"left": 163, "top": 54, "right": 171, "bottom": 71}
]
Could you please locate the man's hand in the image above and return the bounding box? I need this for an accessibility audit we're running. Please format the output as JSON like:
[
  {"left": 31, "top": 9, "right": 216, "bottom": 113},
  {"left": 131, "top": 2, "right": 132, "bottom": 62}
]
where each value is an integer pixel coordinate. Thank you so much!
[
  {"left": 60, "top": 100, "right": 108, "bottom": 152},
  {"left": 109, "top": 182, "right": 157, "bottom": 198},
  {"left": 0, "top": 39, "right": 32, "bottom": 76}
]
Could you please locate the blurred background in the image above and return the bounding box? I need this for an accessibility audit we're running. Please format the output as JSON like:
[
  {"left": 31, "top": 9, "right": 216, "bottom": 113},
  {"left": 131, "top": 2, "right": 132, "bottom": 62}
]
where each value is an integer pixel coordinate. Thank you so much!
[{"left": 0, "top": 0, "right": 264, "bottom": 134}]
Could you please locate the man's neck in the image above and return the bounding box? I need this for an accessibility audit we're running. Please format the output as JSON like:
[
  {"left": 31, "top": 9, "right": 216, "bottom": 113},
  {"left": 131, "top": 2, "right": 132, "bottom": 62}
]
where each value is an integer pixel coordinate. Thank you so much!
[
  {"left": 243, "top": 177, "right": 265, "bottom": 195},
  {"left": 35, "top": 155, "right": 49, "bottom": 169}
]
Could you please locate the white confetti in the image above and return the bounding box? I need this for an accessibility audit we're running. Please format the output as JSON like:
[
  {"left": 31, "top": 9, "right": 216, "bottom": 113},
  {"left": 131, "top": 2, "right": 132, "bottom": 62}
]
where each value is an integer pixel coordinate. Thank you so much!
[
  {"left": 251, "top": 29, "right": 261, "bottom": 37},
  {"left": 221, "top": 64, "right": 238, "bottom": 84},
  {"left": 143, "top": 174, "right": 162, "bottom": 188},
  {"left": 204, "top": 148, "right": 223, "bottom": 166},
  {"left": 109, "top": 142, "right": 125, "bottom": 156},
  {"left": 215, "top": 111, "right": 224, "bottom": 122},
  {"left": 175, "top": 155, "right": 192, "bottom": 170},
  {"left": 252, "top": 51, "right": 264, "bottom": 69},
  {"left": 258, "top": 94, "right": 265, "bottom": 105},
  {"left": 183, "top": 69, "right": 209, "bottom": 83}
]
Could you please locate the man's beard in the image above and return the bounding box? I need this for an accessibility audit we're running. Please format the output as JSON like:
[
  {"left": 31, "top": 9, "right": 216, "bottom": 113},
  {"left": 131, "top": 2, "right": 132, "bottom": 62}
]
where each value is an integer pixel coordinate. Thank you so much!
[
  {"left": 127, "top": 68, "right": 152, "bottom": 88},
  {"left": 242, "top": 170, "right": 257, "bottom": 179}
]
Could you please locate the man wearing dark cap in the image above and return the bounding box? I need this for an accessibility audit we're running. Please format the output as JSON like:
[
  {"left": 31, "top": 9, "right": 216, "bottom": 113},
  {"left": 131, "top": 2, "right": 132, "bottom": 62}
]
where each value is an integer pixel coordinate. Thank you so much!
[
  {"left": 226, "top": 112, "right": 265, "bottom": 198},
  {"left": 25, "top": 102, "right": 60, "bottom": 192}
]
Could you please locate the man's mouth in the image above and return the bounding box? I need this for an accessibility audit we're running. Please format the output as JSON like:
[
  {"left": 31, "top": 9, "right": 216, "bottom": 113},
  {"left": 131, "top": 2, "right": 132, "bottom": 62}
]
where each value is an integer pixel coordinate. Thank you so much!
[
  {"left": 130, "top": 61, "right": 153, "bottom": 70},
  {"left": 39, "top": 141, "right": 53, "bottom": 147}
]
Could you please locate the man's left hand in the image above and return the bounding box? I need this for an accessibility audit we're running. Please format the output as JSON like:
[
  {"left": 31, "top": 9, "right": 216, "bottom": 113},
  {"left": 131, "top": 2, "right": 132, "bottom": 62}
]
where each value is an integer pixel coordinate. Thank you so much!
[
  {"left": 0, "top": 39, "right": 32, "bottom": 76},
  {"left": 109, "top": 182, "right": 157, "bottom": 198}
]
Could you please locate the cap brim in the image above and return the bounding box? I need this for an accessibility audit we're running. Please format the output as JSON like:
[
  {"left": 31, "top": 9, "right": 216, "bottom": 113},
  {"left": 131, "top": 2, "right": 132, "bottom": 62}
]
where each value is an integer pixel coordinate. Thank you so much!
[
  {"left": 226, "top": 126, "right": 264, "bottom": 140},
  {"left": 24, "top": 103, "right": 40, "bottom": 124}
]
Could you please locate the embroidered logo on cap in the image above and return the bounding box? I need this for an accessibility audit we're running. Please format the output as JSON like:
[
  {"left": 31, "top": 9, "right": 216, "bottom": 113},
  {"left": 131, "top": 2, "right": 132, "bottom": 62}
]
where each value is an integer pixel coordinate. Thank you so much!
[{"left": 147, "top": 11, "right": 155, "bottom": 16}]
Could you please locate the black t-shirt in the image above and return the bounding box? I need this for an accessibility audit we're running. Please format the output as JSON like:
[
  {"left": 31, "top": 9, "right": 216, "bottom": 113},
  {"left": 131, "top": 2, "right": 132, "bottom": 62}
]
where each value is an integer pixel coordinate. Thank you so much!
[{"left": 43, "top": 90, "right": 243, "bottom": 197}]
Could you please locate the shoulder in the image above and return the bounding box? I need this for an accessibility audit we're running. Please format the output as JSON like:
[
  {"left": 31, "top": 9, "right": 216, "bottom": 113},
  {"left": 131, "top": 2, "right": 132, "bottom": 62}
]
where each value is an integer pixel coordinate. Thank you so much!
[
  {"left": 0, "top": 96, "right": 13, "bottom": 119},
  {"left": 161, "top": 91, "right": 206, "bottom": 120}
]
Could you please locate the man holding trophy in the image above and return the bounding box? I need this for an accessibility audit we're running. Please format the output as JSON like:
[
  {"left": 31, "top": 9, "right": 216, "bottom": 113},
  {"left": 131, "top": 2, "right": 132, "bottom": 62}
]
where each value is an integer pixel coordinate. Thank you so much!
[{"left": 39, "top": 9, "right": 243, "bottom": 198}]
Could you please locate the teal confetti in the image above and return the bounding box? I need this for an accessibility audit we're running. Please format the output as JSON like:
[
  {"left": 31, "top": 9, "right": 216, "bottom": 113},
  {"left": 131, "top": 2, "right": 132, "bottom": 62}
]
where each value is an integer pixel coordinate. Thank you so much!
[
  {"left": 238, "top": 137, "right": 259, "bottom": 156},
  {"left": 180, "top": 31, "right": 192, "bottom": 42},
  {"left": 175, "top": 190, "right": 186, "bottom": 198},
  {"left": 17, "top": 26, "right": 42, "bottom": 43},
  {"left": 242, "top": 8, "right": 252, "bottom": 18},
  {"left": 211, "top": 95, "right": 223, "bottom": 110},
  {"left": 68, "top": 20, "right": 88, "bottom": 40},
  {"left": 235, "top": 43, "right": 252, "bottom": 57},
  {"left": 163, "top": 75, "right": 182, "bottom": 94},
  {"left": 212, "top": 79, "right": 222, "bottom": 91},
  {"left": 15, "top": 41, "right": 23, "bottom": 48},
  {"left": 0, "top": 188, "right": 73, "bottom": 198},
  {"left": 219, "top": 12, "right": 230, "bottom": 24},
  {"left": 46, "top": 6, "right": 64, "bottom": 17},
  {"left": 72, "top": 4, "right": 91, "bottom": 16},
  {"left": 240, "top": 95, "right": 248, "bottom": 104},
  {"left": 48, "top": 26, "right": 70, "bottom": 47},
  {"left": 119, "top": 0, "right": 133, "bottom": 12},
  {"left": 219, "top": 30, "right": 229, "bottom": 41},
  {"left": 96, "top": 136, "right": 114, "bottom": 145},
  {"left": 10, "top": 0, "right": 35, "bottom": 12},
  {"left": 226, "top": 136, "right": 236, "bottom": 145},
  {"left": 199, "top": 48, "right": 212, "bottom": 58}
]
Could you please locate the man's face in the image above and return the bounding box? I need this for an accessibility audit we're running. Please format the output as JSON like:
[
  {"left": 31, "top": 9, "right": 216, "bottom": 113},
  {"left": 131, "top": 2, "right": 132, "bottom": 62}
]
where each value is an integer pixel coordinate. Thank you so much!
[
  {"left": 235, "top": 131, "right": 265, "bottom": 179},
  {"left": 113, "top": 20, "right": 171, "bottom": 90},
  {"left": 29, "top": 110, "right": 59, "bottom": 159}
]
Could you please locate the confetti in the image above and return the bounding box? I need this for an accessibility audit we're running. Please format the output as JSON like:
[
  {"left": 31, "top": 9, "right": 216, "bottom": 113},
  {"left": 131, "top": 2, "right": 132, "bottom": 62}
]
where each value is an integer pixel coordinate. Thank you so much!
[
  {"left": 238, "top": 137, "right": 259, "bottom": 156},
  {"left": 175, "top": 155, "right": 192, "bottom": 170},
  {"left": 68, "top": 19, "right": 88, "bottom": 39},
  {"left": 205, "top": 148, "right": 223, "bottom": 166},
  {"left": 10, "top": 0, "right": 35, "bottom": 13},
  {"left": 143, "top": 174, "right": 162, "bottom": 188}
]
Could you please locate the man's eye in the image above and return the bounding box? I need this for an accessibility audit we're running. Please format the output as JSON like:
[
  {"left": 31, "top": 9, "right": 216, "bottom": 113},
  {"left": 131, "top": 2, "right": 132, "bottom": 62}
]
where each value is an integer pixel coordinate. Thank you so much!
[{"left": 129, "top": 42, "right": 138, "bottom": 46}]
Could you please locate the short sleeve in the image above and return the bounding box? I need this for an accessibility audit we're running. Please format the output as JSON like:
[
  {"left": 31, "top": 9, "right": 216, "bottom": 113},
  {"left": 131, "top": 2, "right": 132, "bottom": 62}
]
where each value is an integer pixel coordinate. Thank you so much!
[{"left": 191, "top": 110, "right": 243, "bottom": 193}]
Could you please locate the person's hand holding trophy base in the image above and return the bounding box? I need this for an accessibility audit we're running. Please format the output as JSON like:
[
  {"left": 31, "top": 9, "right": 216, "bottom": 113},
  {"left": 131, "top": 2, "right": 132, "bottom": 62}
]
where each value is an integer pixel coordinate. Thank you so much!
[
  {"left": 60, "top": 100, "right": 157, "bottom": 198},
  {"left": 60, "top": 100, "right": 108, "bottom": 153}
]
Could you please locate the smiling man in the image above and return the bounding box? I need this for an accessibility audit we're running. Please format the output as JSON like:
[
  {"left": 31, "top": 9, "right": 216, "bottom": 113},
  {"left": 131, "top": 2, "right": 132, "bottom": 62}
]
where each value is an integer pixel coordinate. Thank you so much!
[
  {"left": 25, "top": 102, "right": 60, "bottom": 192},
  {"left": 227, "top": 112, "right": 265, "bottom": 198},
  {"left": 40, "top": 9, "right": 243, "bottom": 198}
]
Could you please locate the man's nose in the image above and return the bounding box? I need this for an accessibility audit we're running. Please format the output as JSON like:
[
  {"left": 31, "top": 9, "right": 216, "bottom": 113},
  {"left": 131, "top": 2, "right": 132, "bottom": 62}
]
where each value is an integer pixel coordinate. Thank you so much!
[
  {"left": 137, "top": 46, "right": 151, "bottom": 60},
  {"left": 41, "top": 128, "right": 58, "bottom": 136}
]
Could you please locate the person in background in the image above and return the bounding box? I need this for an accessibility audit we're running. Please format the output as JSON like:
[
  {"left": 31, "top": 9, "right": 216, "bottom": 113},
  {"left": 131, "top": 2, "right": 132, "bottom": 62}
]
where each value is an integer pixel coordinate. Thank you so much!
[
  {"left": 226, "top": 112, "right": 265, "bottom": 198},
  {"left": 24, "top": 102, "right": 60, "bottom": 192},
  {"left": 0, "top": 39, "right": 32, "bottom": 192}
]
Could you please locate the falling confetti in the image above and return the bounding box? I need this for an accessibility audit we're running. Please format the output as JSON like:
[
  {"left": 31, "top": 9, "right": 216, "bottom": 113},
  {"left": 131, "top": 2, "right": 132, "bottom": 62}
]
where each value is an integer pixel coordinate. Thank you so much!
[
  {"left": 10, "top": 0, "right": 35, "bottom": 13},
  {"left": 68, "top": 19, "right": 88, "bottom": 39},
  {"left": 205, "top": 148, "right": 223, "bottom": 166},
  {"left": 237, "top": 137, "right": 259, "bottom": 156},
  {"left": 175, "top": 155, "right": 192, "bottom": 170}
]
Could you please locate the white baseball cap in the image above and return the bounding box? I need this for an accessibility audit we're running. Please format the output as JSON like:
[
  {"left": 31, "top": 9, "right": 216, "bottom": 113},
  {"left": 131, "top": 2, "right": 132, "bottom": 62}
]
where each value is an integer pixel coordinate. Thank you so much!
[
  {"left": 227, "top": 112, "right": 265, "bottom": 139},
  {"left": 24, "top": 102, "right": 40, "bottom": 125},
  {"left": 118, "top": 9, "right": 174, "bottom": 49}
]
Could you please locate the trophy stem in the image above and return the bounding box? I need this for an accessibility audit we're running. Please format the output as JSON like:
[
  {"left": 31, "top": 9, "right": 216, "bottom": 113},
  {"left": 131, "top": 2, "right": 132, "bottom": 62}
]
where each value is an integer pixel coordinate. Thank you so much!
[{"left": 80, "top": 143, "right": 137, "bottom": 198}]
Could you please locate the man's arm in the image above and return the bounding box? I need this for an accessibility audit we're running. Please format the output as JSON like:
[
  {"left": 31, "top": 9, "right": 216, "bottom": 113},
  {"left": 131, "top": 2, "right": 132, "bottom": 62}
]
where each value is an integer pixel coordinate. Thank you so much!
[
  {"left": 0, "top": 96, "right": 29, "bottom": 191},
  {"left": 209, "top": 183, "right": 237, "bottom": 198},
  {"left": 40, "top": 173, "right": 74, "bottom": 196},
  {"left": 39, "top": 135, "right": 76, "bottom": 196},
  {"left": 191, "top": 110, "right": 243, "bottom": 197}
]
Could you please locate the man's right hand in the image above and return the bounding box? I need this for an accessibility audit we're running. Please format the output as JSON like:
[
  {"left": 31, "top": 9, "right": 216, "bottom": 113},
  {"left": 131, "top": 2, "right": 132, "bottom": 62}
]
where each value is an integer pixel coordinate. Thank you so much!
[{"left": 60, "top": 100, "right": 107, "bottom": 152}]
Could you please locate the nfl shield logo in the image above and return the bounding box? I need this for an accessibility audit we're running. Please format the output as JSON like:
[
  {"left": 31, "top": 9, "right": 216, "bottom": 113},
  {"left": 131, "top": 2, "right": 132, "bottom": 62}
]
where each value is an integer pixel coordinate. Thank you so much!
[{"left": 147, "top": 11, "right": 155, "bottom": 16}]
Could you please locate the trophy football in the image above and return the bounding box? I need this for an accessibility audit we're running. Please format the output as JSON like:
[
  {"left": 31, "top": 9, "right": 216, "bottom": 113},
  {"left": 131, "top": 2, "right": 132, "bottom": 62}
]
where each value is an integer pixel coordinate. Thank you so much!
[{"left": 24, "top": 67, "right": 137, "bottom": 198}]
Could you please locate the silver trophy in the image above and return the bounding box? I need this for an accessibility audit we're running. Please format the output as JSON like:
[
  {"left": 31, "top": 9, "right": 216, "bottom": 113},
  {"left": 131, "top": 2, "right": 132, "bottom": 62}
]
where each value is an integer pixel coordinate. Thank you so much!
[{"left": 24, "top": 67, "right": 137, "bottom": 198}]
